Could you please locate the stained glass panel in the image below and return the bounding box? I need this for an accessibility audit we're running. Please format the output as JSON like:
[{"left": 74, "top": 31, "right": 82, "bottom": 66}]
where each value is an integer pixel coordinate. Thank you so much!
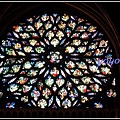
[{"left": 0, "top": 13, "right": 117, "bottom": 108}]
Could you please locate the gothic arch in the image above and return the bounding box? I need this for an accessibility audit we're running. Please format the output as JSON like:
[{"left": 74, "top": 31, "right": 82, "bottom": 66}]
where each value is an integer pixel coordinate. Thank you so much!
[{"left": 0, "top": 2, "right": 119, "bottom": 118}]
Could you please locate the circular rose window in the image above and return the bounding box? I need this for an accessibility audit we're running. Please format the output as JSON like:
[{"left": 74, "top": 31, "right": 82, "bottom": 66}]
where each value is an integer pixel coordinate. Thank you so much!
[{"left": 0, "top": 13, "right": 117, "bottom": 108}]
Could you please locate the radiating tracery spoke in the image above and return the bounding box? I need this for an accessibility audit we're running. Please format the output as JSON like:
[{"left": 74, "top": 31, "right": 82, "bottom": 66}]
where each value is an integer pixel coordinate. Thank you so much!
[{"left": 0, "top": 13, "right": 117, "bottom": 109}]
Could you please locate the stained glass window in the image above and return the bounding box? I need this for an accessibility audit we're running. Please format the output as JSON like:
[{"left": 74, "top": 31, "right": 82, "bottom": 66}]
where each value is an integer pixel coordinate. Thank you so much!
[{"left": 0, "top": 13, "right": 117, "bottom": 109}]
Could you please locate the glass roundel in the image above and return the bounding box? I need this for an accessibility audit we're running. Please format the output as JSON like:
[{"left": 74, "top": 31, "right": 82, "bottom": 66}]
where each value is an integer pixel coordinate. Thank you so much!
[{"left": 0, "top": 13, "right": 117, "bottom": 108}]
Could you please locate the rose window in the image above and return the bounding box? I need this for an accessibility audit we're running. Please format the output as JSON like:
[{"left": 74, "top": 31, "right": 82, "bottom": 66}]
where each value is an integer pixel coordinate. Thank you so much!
[{"left": 0, "top": 13, "right": 117, "bottom": 108}]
